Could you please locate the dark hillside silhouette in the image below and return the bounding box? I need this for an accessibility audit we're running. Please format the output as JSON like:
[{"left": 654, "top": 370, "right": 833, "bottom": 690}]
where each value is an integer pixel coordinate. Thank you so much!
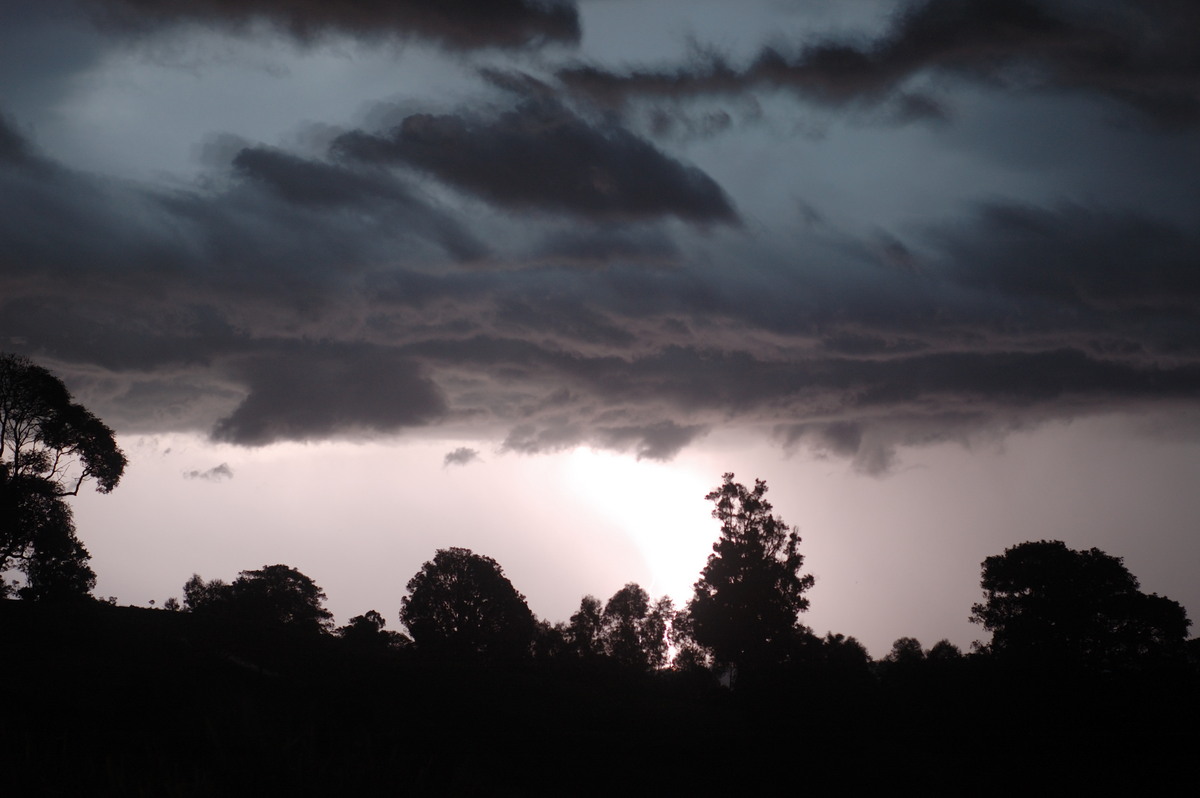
[{"left": 4, "top": 467, "right": 1199, "bottom": 794}]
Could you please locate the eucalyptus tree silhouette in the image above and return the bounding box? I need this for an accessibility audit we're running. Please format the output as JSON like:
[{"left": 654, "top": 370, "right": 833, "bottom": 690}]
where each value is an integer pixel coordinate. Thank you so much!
[
  {"left": 0, "top": 353, "right": 126, "bottom": 599},
  {"left": 687, "top": 473, "right": 814, "bottom": 673},
  {"left": 970, "top": 540, "right": 1191, "bottom": 668},
  {"left": 400, "top": 547, "right": 536, "bottom": 661}
]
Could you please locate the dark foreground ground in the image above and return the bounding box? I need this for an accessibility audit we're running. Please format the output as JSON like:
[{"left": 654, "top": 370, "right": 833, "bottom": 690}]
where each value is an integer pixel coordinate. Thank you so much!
[{"left": 3, "top": 600, "right": 1196, "bottom": 796}]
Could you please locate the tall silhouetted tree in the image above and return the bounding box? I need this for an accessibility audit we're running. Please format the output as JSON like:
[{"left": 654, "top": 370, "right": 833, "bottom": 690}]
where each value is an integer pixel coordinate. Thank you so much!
[
  {"left": 970, "top": 540, "right": 1191, "bottom": 668},
  {"left": 0, "top": 353, "right": 125, "bottom": 599},
  {"left": 400, "top": 547, "right": 536, "bottom": 662},
  {"left": 687, "top": 473, "right": 814, "bottom": 673},
  {"left": 183, "top": 564, "right": 334, "bottom": 634}
]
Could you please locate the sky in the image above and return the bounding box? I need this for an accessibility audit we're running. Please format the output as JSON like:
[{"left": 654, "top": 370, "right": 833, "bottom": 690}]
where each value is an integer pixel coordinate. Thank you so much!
[{"left": 3, "top": 0, "right": 1199, "bottom": 657}]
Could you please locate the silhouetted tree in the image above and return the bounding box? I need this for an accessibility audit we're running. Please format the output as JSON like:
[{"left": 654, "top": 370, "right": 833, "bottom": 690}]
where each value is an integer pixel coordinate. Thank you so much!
[
  {"left": 669, "top": 607, "right": 712, "bottom": 671},
  {"left": 819, "top": 632, "right": 872, "bottom": 674},
  {"left": 17, "top": 511, "right": 95, "bottom": 602},
  {"left": 884, "top": 637, "right": 926, "bottom": 666},
  {"left": 0, "top": 353, "right": 125, "bottom": 598},
  {"left": 599, "top": 583, "right": 672, "bottom": 670},
  {"left": 534, "top": 619, "right": 569, "bottom": 660},
  {"left": 687, "top": 473, "right": 814, "bottom": 673},
  {"left": 970, "top": 540, "right": 1191, "bottom": 668},
  {"left": 3, "top": 476, "right": 95, "bottom": 601},
  {"left": 183, "top": 574, "right": 229, "bottom": 610},
  {"left": 338, "top": 609, "right": 409, "bottom": 651},
  {"left": 926, "top": 639, "right": 963, "bottom": 662},
  {"left": 400, "top": 547, "right": 536, "bottom": 662},
  {"left": 183, "top": 564, "right": 334, "bottom": 634},
  {"left": 565, "top": 595, "right": 604, "bottom": 658}
]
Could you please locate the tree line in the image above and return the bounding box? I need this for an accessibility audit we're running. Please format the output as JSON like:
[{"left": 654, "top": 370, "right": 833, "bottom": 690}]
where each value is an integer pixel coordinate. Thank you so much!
[{"left": 2, "top": 352, "right": 1194, "bottom": 678}]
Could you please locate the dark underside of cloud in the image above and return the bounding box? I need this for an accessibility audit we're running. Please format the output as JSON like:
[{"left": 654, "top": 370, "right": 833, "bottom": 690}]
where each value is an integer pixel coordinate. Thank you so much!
[
  {"left": 559, "top": 0, "right": 1200, "bottom": 126},
  {"left": 333, "top": 99, "right": 738, "bottom": 224},
  {"left": 4, "top": 100, "right": 1200, "bottom": 467},
  {"left": 84, "top": 0, "right": 580, "bottom": 51},
  {"left": 210, "top": 345, "right": 447, "bottom": 446},
  {"left": 3, "top": 0, "right": 1200, "bottom": 477}
]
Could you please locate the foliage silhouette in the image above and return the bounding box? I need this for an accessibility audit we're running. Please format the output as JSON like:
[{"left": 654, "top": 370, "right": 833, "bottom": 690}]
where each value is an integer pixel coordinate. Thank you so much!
[
  {"left": 687, "top": 473, "right": 814, "bottom": 673},
  {"left": 599, "top": 583, "right": 672, "bottom": 670},
  {"left": 338, "top": 609, "right": 410, "bottom": 651},
  {"left": 926, "top": 639, "right": 963, "bottom": 662},
  {"left": 970, "top": 540, "right": 1191, "bottom": 668},
  {"left": 0, "top": 353, "right": 124, "bottom": 598},
  {"left": 565, "top": 594, "right": 604, "bottom": 658},
  {"left": 183, "top": 564, "right": 334, "bottom": 634},
  {"left": 884, "top": 636, "right": 926, "bottom": 666},
  {"left": 400, "top": 547, "right": 536, "bottom": 661}
]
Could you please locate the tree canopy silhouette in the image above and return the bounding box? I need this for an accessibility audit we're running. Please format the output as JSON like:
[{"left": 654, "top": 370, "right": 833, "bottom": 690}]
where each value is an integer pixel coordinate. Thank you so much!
[
  {"left": 183, "top": 564, "right": 334, "bottom": 634},
  {"left": 400, "top": 547, "right": 536, "bottom": 662},
  {"left": 599, "top": 583, "right": 672, "bottom": 670},
  {"left": 565, "top": 594, "right": 604, "bottom": 659},
  {"left": 970, "top": 540, "right": 1191, "bottom": 668},
  {"left": 687, "top": 473, "right": 814, "bottom": 672},
  {"left": 0, "top": 353, "right": 126, "bottom": 599},
  {"left": 337, "top": 609, "right": 409, "bottom": 651}
]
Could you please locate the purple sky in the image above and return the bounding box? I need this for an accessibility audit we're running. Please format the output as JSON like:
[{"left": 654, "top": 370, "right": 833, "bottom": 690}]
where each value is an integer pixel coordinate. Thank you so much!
[{"left": 4, "top": 0, "right": 1199, "bottom": 656}]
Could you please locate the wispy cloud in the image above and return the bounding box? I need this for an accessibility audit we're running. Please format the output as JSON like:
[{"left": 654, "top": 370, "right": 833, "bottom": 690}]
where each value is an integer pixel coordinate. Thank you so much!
[
  {"left": 183, "top": 463, "right": 234, "bottom": 481},
  {"left": 443, "top": 447, "right": 481, "bottom": 467}
]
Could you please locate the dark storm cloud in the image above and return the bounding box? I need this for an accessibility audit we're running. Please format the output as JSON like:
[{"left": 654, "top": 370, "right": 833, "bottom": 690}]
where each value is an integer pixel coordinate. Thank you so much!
[
  {"left": 0, "top": 114, "right": 33, "bottom": 162},
  {"left": 0, "top": 119, "right": 483, "bottom": 318},
  {"left": 0, "top": 3, "right": 112, "bottom": 122},
  {"left": 84, "top": 0, "right": 580, "bottom": 51},
  {"left": 443, "top": 447, "right": 481, "bottom": 467},
  {"left": 231, "top": 145, "right": 486, "bottom": 261},
  {"left": 4, "top": 93, "right": 1200, "bottom": 468},
  {"left": 495, "top": 419, "right": 705, "bottom": 461},
  {"left": 937, "top": 202, "right": 1200, "bottom": 313},
  {"left": 595, "top": 422, "right": 708, "bottom": 461},
  {"left": 533, "top": 225, "right": 680, "bottom": 269},
  {"left": 332, "top": 99, "right": 738, "bottom": 224},
  {"left": 560, "top": 0, "right": 1200, "bottom": 126},
  {"left": 211, "top": 344, "right": 447, "bottom": 446}
]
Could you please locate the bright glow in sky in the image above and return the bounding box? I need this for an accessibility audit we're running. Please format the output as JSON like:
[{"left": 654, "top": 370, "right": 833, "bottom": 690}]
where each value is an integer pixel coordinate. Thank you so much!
[{"left": 68, "top": 413, "right": 1200, "bottom": 658}]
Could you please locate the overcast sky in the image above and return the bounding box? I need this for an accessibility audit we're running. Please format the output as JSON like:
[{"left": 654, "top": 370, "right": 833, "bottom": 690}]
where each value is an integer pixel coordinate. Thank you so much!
[{"left": 4, "top": 0, "right": 1199, "bottom": 656}]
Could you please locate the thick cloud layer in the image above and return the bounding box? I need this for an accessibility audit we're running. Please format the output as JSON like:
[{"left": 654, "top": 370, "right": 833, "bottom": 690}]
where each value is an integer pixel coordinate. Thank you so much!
[
  {"left": 2, "top": 1, "right": 1198, "bottom": 471},
  {"left": 211, "top": 345, "right": 447, "bottom": 446},
  {"left": 85, "top": 0, "right": 581, "bottom": 50},
  {"left": 561, "top": 0, "right": 1200, "bottom": 126},
  {"left": 333, "top": 99, "right": 738, "bottom": 224}
]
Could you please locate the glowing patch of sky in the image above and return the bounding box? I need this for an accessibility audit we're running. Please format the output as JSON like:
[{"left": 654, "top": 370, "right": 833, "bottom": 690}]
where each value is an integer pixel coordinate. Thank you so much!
[{"left": 71, "top": 414, "right": 1200, "bottom": 658}]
